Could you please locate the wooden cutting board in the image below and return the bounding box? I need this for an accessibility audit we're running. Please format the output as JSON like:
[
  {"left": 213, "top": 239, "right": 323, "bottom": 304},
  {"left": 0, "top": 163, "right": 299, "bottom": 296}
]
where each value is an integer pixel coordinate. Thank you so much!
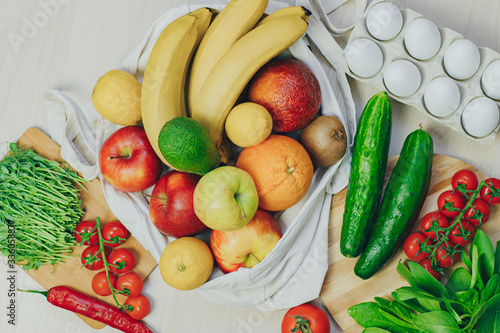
[
  {"left": 321, "top": 154, "right": 500, "bottom": 332},
  {"left": 16, "top": 127, "right": 158, "bottom": 329}
]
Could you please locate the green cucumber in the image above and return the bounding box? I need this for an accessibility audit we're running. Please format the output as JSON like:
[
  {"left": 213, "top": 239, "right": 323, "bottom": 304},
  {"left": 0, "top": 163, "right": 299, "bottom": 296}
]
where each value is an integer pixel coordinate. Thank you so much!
[
  {"left": 354, "top": 129, "right": 434, "bottom": 279},
  {"left": 341, "top": 91, "right": 392, "bottom": 258}
]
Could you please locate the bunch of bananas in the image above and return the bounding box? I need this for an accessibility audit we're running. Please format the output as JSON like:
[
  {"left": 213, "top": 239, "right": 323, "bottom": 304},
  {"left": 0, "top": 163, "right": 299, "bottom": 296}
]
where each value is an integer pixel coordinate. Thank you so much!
[{"left": 141, "top": 0, "right": 310, "bottom": 167}]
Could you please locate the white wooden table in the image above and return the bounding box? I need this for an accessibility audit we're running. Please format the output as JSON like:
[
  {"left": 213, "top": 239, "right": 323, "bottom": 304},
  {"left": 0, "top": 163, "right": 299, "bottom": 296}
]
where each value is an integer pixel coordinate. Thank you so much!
[{"left": 0, "top": 1, "right": 499, "bottom": 332}]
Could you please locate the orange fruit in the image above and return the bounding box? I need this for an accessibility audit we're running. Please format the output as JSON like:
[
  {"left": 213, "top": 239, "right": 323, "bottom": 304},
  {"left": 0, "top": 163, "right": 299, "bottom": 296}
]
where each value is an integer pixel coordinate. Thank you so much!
[{"left": 236, "top": 135, "right": 314, "bottom": 211}]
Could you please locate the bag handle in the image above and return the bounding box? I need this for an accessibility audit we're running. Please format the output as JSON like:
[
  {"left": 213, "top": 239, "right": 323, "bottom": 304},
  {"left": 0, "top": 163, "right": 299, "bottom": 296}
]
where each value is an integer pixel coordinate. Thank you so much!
[
  {"left": 307, "top": 0, "right": 367, "bottom": 36},
  {"left": 44, "top": 90, "right": 100, "bottom": 180}
]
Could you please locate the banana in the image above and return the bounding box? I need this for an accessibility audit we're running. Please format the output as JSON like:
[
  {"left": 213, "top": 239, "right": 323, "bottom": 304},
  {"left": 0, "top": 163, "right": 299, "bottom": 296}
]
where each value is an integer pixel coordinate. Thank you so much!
[
  {"left": 255, "top": 6, "right": 311, "bottom": 28},
  {"left": 141, "top": 8, "right": 211, "bottom": 168},
  {"left": 187, "top": 0, "right": 268, "bottom": 115},
  {"left": 190, "top": 16, "right": 308, "bottom": 149},
  {"left": 192, "top": 7, "right": 213, "bottom": 46}
]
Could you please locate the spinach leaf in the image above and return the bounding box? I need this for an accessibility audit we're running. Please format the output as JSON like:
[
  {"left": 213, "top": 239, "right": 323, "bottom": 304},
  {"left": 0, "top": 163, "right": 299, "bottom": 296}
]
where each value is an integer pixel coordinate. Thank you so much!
[
  {"left": 417, "top": 298, "right": 442, "bottom": 312},
  {"left": 374, "top": 298, "right": 415, "bottom": 322},
  {"left": 455, "top": 289, "right": 479, "bottom": 310},
  {"left": 495, "top": 240, "right": 500, "bottom": 275},
  {"left": 473, "top": 229, "right": 495, "bottom": 283},
  {"left": 375, "top": 297, "right": 391, "bottom": 308},
  {"left": 470, "top": 244, "right": 484, "bottom": 291},
  {"left": 348, "top": 302, "right": 416, "bottom": 331},
  {"left": 395, "top": 286, "right": 442, "bottom": 311},
  {"left": 397, "top": 261, "right": 420, "bottom": 287},
  {"left": 482, "top": 274, "right": 499, "bottom": 303},
  {"left": 395, "top": 286, "right": 433, "bottom": 301},
  {"left": 378, "top": 309, "right": 416, "bottom": 329},
  {"left": 407, "top": 261, "right": 449, "bottom": 298},
  {"left": 364, "top": 327, "right": 418, "bottom": 333},
  {"left": 396, "top": 298, "right": 431, "bottom": 314},
  {"left": 460, "top": 249, "right": 472, "bottom": 271},
  {"left": 464, "top": 293, "right": 500, "bottom": 331},
  {"left": 348, "top": 302, "right": 396, "bottom": 328},
  {"left": 412, "top": 311, "right": 461, "bottom": 332},
  {"left": 389, "top": 300, "right": 416, "bottom": 322},
  {"left": 475, "top": 293, "right": 500, "bottom": 333},
  {"left": 446, "top": 267, "right": 472, "bottom": 299},
  {"left": 363, "top": 328, "right": 392, "bottom": 333}
]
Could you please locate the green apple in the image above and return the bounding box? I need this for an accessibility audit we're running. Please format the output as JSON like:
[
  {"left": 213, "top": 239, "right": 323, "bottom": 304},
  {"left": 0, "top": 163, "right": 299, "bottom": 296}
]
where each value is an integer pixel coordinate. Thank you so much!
[{"left": 193, "top": 166, "right": 259, "bottom": 231}]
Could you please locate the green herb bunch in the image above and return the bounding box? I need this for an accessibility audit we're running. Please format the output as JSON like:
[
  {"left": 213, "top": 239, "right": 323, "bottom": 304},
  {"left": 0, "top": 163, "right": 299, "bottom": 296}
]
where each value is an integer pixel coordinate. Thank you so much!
[
  {"left": 349, "top": 229, "right": 500, "bottom": 332},
  {"left": 0, "top": 143, "right": 87, "bottom": 270}
]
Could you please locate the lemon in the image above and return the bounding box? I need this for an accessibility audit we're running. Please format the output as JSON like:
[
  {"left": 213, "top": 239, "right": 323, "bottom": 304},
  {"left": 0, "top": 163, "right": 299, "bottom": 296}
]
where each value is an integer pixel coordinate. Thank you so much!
[
  {"left": 159, "top": 237, "right": 214, "bottom": 291},
  {"left": 92, "top": 69, "right": 142, "bottom": 126},
  {"left": 225, "top": 102, "right": 273, "bottom": 147}
]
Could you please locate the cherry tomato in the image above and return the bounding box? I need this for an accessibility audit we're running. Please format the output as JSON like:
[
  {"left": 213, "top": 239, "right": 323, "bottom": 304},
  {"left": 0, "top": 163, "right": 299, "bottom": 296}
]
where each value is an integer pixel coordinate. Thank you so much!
[
  {"left": 418, "top": 258, "right": 442, "bottom": 280},
  {"left": 81, "top": 245, "right": 107, "bottom": 271},
  {"left": 281, "top": 303, "right": 330, "bottom": 333},
  {"left": 403, "top": 233, "right": 432, "bottom": 261},
  {"left": 108, "top": 248, "right": 135, "bottom": 274},
  {"left": 437, "top": 190, "right": 464, "bottom": 218},
  {"left": 75, "top": 220, "right": 99, "bottom": 246},
  {"left": 116, "top": 272, "right": 143, "bottom": 298},
  {"left": 123, "top": 294, "right": 151, "bottom": 320},
  {"left": 451, "top": 169, "right": 478, "bottom": 195},
  {"left": 464, "top": 198, "right": 491, "bottom": 226},
  {"left": 92, "top": 271, "right": 117, "bottom": 296},
  {"left": 420, "top": 212, "right": 449, "bottom": 239},
  {"left": 448, "top": 219, "right": 475, "bottom": 246},
  {"left": 102, "top": 221, "right": 128, "bottom": 248},
  {"left": 435, "top": 242, "right": 460, "bottom": 268},
  {"left": 480, "top": 178, "right": 500, "bottom": 205}
]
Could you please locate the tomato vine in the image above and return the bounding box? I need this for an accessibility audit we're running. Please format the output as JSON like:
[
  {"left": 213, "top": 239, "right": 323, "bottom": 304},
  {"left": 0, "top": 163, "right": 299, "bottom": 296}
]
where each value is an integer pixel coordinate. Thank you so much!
[{"left": 405, "top": 171, "right": 500, "bottom": 276}]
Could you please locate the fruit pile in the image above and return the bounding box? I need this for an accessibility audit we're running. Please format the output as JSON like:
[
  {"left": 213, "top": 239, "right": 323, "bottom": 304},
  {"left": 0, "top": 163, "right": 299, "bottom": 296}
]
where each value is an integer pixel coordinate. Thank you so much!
[
  {"left": 91, "top": 0, "right": 349, "bottom": 292},
  {"left": 403, "top": 170, "right": 500, "bottom": 280}
]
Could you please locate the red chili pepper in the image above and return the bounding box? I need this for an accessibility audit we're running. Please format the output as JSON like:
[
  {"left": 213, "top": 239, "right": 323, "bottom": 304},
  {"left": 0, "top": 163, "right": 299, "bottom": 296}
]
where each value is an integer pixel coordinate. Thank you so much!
[{"left": 20, "top": 286, "right": 153, "bottom": 333}]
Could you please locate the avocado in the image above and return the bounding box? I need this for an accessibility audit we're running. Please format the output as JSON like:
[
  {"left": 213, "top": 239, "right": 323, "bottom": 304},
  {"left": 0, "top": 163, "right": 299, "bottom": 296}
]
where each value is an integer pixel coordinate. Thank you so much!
[{"left": 158, "top": 116, "right": 220, "bottom": 175}]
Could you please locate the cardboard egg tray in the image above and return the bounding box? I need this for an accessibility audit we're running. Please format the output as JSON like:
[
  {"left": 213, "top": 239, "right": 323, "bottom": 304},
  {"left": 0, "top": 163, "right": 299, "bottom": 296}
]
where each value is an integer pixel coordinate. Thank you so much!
[{"left": 336, "top": 0, "right": 500, "bottom": 145}]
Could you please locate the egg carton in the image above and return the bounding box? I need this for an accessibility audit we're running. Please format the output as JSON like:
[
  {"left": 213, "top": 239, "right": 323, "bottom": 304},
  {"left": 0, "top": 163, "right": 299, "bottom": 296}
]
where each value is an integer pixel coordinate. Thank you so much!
[{"left": 336, "top": 0, "right": 500, "bottom": 145}]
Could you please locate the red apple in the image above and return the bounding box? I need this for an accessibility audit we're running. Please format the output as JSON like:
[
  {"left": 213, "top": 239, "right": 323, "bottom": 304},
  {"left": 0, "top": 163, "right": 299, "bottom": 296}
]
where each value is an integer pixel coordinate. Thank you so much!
[
  {"left": 248, "top": 58, "right": 321, "bottom": 133},
  {"left": 99, "top": 126, "right": 162, "bottom": 192},
  {"left": 149, "top": 170, "right": 207, "bottom": 238},
  {"left": 210, "top": 209, "right": 282, "bottom": 274}
]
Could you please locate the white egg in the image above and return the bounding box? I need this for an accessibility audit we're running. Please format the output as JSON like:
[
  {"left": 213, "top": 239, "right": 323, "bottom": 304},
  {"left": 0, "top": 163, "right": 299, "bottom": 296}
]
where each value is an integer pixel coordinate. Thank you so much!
[
  {"left": 404, "top": 18, "right": 441, "bottom": 61},
  {"left": 366, "top": 2, "right": 403, "bottom": 41},
  {"left": 345, "top": 38, "right": 384, "bottom": 78},
  {"left": 443, "top": 39, "right": 481, "bottom": 80},
  {"left": 461, "top": 97, "right": 499, "bottom": 137},
  {"left": 424, "top": 77, "right": 461, "bottom": 117},
  {"left": 481, "top": 60, "right": 500, "bottom": 100},
  {"left": 383, "top": 60, "right": 422, "bottom": 97}
]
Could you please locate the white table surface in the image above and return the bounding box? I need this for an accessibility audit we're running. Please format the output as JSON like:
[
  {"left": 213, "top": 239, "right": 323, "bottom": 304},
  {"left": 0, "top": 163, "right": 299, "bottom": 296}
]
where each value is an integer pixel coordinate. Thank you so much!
[{"left": 1, "top": 1, "right": 499, "bottom": 332}]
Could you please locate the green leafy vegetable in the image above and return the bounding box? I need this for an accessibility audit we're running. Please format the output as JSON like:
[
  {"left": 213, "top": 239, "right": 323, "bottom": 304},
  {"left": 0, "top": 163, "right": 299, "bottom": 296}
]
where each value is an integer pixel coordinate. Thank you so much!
[
  {"left": 0, "top": 143, "right": 87, "bottom": 270},
  {"left": 446, "top": 267, "right": 472, "bottom": 299},
  {"left": 349, "top": 231, "right": 500, "bottom": 332},
  {"left": 475, "top": 294, "right": 500, "bottom": 333},
  {"left": 412, "top": 311, "right": 461, "bottom": 332},
  {"left": 472, "top": 229, "right": 495, "bottom": 283}
]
